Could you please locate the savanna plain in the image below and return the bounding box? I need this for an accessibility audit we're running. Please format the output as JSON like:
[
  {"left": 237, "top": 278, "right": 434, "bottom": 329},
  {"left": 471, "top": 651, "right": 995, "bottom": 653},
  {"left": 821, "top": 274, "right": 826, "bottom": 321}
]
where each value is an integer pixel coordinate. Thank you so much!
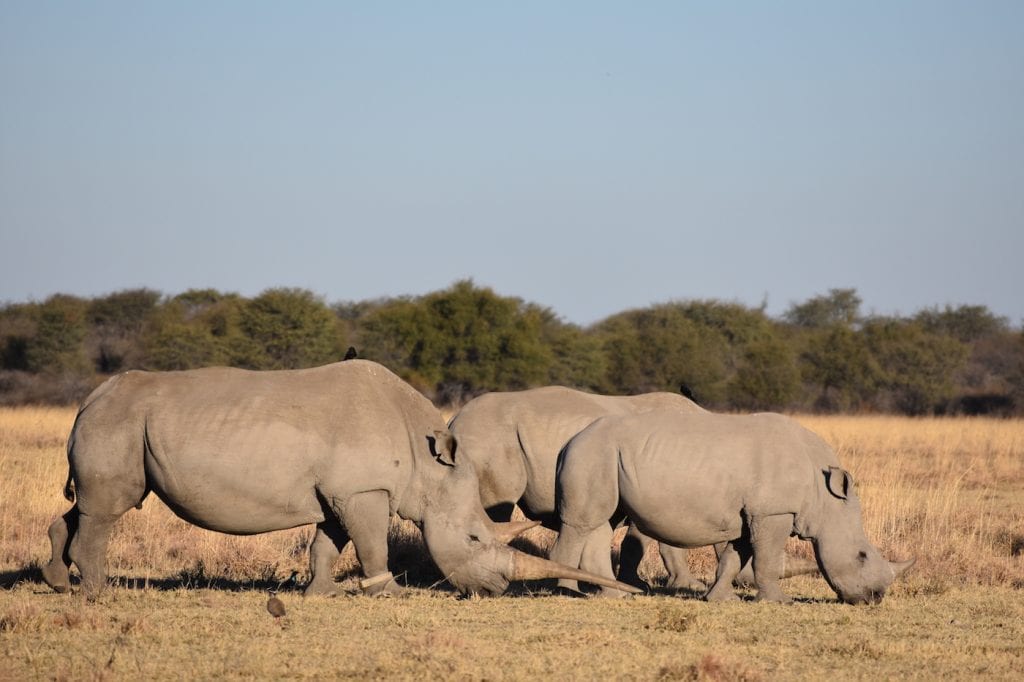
[{"left": 1, "top": 407, "right": 1022, "bottom": 680}]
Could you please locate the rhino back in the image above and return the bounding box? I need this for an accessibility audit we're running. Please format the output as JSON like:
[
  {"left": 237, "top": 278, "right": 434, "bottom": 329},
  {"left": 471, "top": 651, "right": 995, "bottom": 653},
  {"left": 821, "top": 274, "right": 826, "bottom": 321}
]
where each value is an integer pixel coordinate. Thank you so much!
[
  {"left": 72, "top": 361, "right": 438, "bottom": 534},
  {"left": 606, "top": 411, "right": 826, "bottom": 547},
  {"left": 453, "top": 387, "right": 703, "bottom": 517},
  {"left": 452, "top": 387, "right": 626, "bottom": 515}
]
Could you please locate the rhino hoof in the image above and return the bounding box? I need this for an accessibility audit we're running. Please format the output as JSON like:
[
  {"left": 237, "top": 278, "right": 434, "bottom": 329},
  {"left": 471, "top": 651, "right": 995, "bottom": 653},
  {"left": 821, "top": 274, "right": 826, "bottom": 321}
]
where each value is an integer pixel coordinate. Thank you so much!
[
  {"left": 704, "top": 590, "right": 740, "bottom": 602},
  {"left": 40, "top": 563, "right": 70, "bottom": 594},
  {"left": 666, "top": 578, "right": 707, "bottom": 593},
  {"left": 303, "top": 582, "right": 343, "bottom": 597},
  {"left": 360, "top": 572, "right": 405, "bottom": 598}
]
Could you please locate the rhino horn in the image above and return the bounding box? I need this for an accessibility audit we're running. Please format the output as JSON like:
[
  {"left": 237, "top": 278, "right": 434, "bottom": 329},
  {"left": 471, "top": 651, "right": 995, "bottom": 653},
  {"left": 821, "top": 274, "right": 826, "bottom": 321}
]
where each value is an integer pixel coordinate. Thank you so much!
[
  {"left": 491, "top": 519, "right": 542, "bottom": 544},
  {"left": 889, "top": 557, "right": 916, "bottom": 579},
  {"left": 507, "top": 549, "right": 643, "bottom": 594}
]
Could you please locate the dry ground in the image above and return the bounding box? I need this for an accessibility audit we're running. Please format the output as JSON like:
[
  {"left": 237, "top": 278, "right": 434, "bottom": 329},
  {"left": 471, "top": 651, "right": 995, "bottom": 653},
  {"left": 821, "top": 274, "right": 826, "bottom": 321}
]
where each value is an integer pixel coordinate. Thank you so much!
[{"left": 2, "top": 407, "right": 1023, "bottom": 679}]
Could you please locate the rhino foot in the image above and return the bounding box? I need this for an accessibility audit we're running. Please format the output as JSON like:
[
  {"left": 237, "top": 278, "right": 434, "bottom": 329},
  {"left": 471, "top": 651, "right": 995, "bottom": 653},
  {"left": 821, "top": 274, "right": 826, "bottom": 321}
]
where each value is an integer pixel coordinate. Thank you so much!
[
  {"left": 41, "top": 562, "right": 71, "bottom": 594},
  {"left": 704, "top": 588, "right": 740, "bottom": 602},
  {"left": 665, "top": 577, "right": 707, "bottom": 593},
  {"left": 754, "top": 586, "right": 793, "bottom": 604},
  {"left": 359, "top": 572, "right": 405, "bottom": 597},
  {"left": 303, "top": 580, "right": 343, "bottom": 597}
]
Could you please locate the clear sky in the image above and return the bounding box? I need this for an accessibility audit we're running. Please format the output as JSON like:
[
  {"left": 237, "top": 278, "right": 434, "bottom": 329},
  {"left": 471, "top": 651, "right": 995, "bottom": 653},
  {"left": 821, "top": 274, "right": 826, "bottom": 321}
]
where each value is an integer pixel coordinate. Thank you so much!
[{"left": 2, "top": 2, "right": 1022, "bottom": 325}]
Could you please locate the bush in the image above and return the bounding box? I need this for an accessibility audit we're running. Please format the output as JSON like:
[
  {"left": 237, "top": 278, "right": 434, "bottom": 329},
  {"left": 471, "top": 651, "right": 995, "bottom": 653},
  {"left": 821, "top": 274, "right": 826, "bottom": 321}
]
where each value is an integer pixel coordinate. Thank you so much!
[
  {"left": 236, "top": 288, "right": 346, "bottom": 370},
  {"left": 863, "top": 318, "right": 969, "bottom": 415},
  {"left": 357, "top": 280, "right": 555, "bottom": 403}
]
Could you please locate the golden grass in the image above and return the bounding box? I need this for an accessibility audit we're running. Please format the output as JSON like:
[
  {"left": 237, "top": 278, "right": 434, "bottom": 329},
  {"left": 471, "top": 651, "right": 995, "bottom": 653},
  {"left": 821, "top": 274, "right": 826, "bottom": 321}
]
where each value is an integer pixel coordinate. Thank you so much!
[{"left": 2, "top": 407, "right": 1023, "bottom": 679}]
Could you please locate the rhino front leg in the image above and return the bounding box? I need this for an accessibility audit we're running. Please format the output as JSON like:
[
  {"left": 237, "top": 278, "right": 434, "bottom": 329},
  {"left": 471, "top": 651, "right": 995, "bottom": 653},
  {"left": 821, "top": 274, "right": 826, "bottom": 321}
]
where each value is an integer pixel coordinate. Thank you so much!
[
  {"left": 750, "top": 514, "right": 795, "bottom": 604},
  {"left": 305, "top": 519, "right": 349, "bottom": 596},
  {"left": 42, "top": 507, "right": 79, "bottom": 594},
  {"left": 659, "top": 543, "right": 705, "bottom": 592},
  {"left": 337, "top": 490, "right": 403, "bottom": 597}
]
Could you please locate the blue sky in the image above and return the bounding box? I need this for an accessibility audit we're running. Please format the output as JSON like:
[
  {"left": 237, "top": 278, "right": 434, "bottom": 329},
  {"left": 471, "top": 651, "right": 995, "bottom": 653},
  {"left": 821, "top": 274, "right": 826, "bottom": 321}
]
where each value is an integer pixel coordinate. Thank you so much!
[{"left": 2, "top": 2, "right": 1022, "bottom": 325}]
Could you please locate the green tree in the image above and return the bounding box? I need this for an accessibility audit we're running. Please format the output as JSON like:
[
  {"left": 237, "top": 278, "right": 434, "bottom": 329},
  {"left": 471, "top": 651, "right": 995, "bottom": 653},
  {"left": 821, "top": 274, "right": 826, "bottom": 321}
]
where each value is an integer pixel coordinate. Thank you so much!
[
  {"left": 538, "top": 313, "right": 608, "bottom": 392},
  {"left": 87, "top": 288, "right": 162, "bottom": 372},
  {"left": 727, "top": 336, "right": 801, "bottom": 411},
  {"left": 25, "top": 295, "right": 91, "bottom": 375},
  {"left": 595, "top": 300, "right": 798, "bottom": 409},
  {"left": 594, "top": 305, "right": 730, "bottom": 404},
  {"left": 357, "top": 280, "right": 554, "bottom": 402},
  {"left": 863, "top": 318, "right": 969, "bottom": 415},
  {"left": 797, "top": 325, "right": 881, "bottom": 412},
  {"left": 236, "top": 288, "right": 345, "bottom": 370},
  {"left": 914, "top": 304, "right": 1008, "bottom": 343},
  {"left": 0, "top": 304, "right": 34, "bottom": 371},
  {"left": 784, "top": 288, "right": 862, "bottom": 328}
]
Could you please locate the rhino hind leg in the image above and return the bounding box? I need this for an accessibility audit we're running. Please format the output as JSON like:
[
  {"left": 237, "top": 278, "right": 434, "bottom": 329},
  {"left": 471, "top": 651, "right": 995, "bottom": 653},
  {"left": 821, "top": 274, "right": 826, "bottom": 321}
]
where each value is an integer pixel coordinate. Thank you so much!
[
  {"left": 706, "top": 541, "right": 749, "bottom": 601},
  {"left": 659, "top": 544, "right": 705, "bottom": 592},
  {"left": 42, "top": 506, "right": 80, "bottom": 593},
  {"left": 337, "top": 490, "right": 403, "bottom": 596},
  {"left": 305, "top": 519, "right": 349, "bottom": 596},
  {"left": 579, "top": 523, "right": 629, "bottom": 598},
  {"left": 549, "top": 523, "right": 591, "bottom": 593},
  {"left": 616, "top": 523, "right": 647, "bottom": 589},
  {"left": 68, "top": 510, "right": 124, "bottom": 599},
  {"left": 749, "top": 514, "right": 795, "bottom": 604}
]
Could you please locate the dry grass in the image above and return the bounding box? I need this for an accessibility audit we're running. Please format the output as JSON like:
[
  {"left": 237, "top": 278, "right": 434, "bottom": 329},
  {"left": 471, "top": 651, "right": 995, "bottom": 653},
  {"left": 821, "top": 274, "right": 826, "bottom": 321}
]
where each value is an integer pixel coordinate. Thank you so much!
[{"left": 2, "top": 407, "right": 1023, "bottom": 679}]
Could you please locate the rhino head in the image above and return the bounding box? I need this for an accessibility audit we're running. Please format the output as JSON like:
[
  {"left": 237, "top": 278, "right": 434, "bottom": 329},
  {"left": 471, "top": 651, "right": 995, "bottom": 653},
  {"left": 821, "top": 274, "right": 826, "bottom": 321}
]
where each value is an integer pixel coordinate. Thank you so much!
[
  {"left": 414, "top": 431, "right": 642, "bottom": 597},
  {"left": 810, "top": 467, "right": 915, "bottom": 605}
]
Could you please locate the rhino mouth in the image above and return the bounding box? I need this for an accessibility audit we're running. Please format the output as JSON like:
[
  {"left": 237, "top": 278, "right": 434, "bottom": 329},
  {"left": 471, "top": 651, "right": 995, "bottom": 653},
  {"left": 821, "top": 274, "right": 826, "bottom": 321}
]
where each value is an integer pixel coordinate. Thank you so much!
[{"left": 840, "top": 589, "right": 884, "bottom": 606}]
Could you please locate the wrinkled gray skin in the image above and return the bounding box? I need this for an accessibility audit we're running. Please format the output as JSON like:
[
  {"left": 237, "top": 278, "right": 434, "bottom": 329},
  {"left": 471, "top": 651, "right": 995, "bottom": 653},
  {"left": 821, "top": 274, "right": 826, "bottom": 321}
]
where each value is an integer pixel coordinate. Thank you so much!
[
  {"left": 551, "top": 410, "right": 915, "bottom": 604},
  {"left": 450, "top": 386, "right": 713, "bottom": 591},
  {"left": 41, "top": 361, "right": 640, "bottom": 599}
]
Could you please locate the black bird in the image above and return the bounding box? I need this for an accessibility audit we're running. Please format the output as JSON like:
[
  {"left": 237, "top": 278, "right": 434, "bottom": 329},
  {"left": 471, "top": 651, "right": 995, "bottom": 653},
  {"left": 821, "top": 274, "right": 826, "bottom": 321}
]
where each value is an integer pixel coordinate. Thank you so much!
[
  {"left": 279, "top": 570, "right": 299, "bottom": 591},
  {"left": 343, "top": 346, "right": 358, "bottom": 361},
  {"left": 679, "top": 383, "right": 698, "bottom": 404},
  {"left": 266, "top": 589, "right": 286, "bottom": 623}
]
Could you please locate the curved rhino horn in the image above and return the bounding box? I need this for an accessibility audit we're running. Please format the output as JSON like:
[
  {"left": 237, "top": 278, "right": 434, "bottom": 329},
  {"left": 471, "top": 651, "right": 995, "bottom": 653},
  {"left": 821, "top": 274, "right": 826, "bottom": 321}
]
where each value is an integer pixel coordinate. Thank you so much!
[
  {"left": 491, "top": 519, "right": 542, "bottom": 544},
  {"left": 889, "top": 557, "right": 916, "bottom": 579},
  {"left": 507, "top": 549, "right": 643, "bottom": 594}
]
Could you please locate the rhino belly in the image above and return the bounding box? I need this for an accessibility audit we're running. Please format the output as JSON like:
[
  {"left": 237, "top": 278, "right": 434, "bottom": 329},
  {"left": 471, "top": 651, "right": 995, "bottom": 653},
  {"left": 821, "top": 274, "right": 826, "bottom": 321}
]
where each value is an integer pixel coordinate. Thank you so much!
[
  {"left": 620, "top": 470, "right": 745, "bottom": 548},
  {"left": 144, "top": 450, "right": 326, "bottom": 535}
]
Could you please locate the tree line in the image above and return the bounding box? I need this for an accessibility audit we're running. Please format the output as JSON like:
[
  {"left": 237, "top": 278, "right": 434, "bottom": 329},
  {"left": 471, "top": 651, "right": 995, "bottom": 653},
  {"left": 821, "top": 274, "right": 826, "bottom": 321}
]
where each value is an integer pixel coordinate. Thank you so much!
[{"left": 1, "top": 281, "right": 1021, "bottom": 415}]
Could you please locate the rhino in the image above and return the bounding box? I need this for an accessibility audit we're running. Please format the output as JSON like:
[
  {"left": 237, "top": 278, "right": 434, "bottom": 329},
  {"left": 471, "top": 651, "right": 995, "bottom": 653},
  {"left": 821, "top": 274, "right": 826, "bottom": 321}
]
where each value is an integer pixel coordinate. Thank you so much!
[
  {"left": 41, "top": 360, "right": 641, "bottom": 599},
  {"left": 550, "top": 410, "right": 915, "bottom": 604},
  {"left": 450, "top": 386, "right": 712, "bottom": 591}
]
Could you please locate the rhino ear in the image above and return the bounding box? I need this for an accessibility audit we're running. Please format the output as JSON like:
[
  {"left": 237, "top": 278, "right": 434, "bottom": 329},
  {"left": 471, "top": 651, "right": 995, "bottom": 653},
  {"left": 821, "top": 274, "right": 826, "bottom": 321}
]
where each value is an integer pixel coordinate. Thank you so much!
[
  {"left": 824, "top": 466, "right": 852, "bottom": 500},
  {"left": 428, "top": 430, "right": 457, "bottom": 466}
]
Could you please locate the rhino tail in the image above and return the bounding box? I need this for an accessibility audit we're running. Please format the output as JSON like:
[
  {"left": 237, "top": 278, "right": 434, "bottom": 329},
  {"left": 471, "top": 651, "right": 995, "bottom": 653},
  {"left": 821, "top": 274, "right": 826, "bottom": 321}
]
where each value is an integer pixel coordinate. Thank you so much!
[{"left": 63, "top": 470, "right": 76, "bottom": 502}]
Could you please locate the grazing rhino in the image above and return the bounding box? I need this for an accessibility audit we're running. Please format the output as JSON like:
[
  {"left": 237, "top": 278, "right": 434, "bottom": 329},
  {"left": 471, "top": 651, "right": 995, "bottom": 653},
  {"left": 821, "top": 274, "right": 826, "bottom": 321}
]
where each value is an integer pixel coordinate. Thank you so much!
[
  {"left": 41, "top": 361, "right": 641, "bottom": 599},
  {"left": 550, "top": 410, "right": 915, "bottom": 604},
  {"left": 450, "top": 386, "right": 711, "bottom": 591}
]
